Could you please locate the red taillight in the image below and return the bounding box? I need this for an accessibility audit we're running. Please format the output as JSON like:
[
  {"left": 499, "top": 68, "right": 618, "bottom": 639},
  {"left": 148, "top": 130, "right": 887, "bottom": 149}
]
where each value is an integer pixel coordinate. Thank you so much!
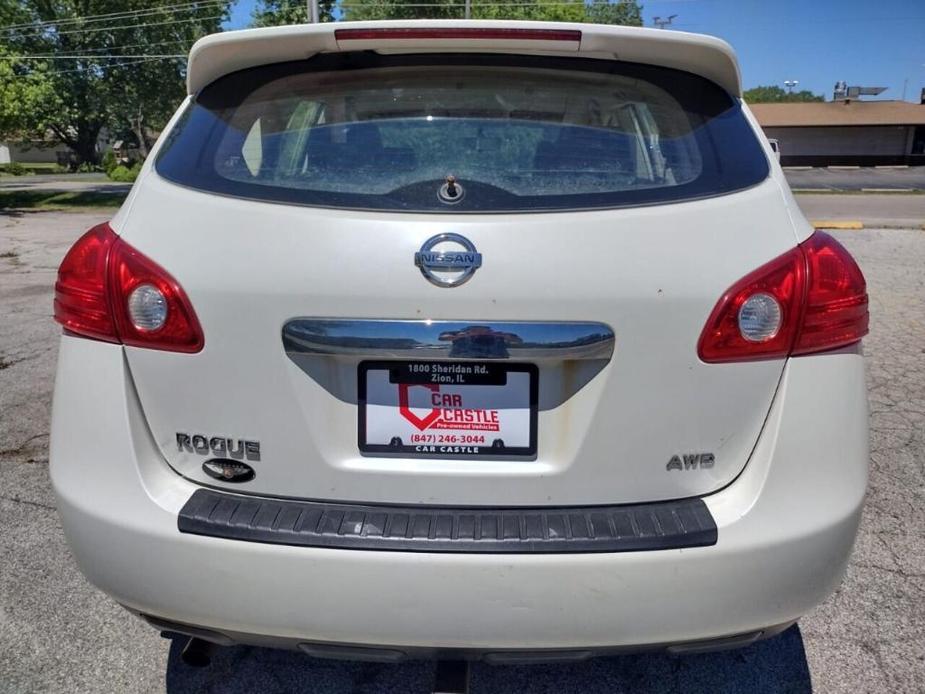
[
  {"left": 334, "top": 28, "right": 582, "bottom": 42},
  {"left": 54, "top": 223, "right": 119, "bottom": 343},
  {"left": 54, "top": 222, "right": 203, "bottom": 353},
  {"left": 791, "top": 233, "right": 869, "bottom": 355},
  {"left": 698, "top": 231, "right": 868, "bottom": 363},
  {"left": 697, "top": 246, "right": 805, "bottom": 363}
]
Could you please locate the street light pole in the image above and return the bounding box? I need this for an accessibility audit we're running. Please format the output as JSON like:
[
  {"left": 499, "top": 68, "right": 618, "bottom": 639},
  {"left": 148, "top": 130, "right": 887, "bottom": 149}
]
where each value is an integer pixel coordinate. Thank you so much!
[
  {"left": 653, "top": 14, "right": 677, "bottom": 29},
  {"left": 465, "top": 0, "right": 471, "bottom": 19},
  {"left": 308, "top": 0, "right": 319, "bottom": 23}
]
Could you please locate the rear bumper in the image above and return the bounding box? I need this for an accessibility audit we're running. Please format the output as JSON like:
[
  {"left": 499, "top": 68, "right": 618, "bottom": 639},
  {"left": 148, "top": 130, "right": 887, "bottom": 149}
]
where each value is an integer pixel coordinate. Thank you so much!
[{"left": 50, "top": 336, "right": 867, "bottom": 653}]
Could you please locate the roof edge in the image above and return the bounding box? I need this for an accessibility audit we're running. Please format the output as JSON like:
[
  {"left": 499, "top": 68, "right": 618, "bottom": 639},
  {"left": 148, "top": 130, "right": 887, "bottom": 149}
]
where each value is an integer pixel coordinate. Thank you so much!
[{"left": 750, "top": 100, "right": 925, "bottom": 127}]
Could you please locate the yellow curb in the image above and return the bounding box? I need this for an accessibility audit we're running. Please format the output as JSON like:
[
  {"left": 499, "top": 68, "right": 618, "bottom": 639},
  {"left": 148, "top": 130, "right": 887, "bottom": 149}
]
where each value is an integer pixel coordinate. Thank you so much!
[{"left": 811, "top": 220, "right": 864, "bottom": 230}]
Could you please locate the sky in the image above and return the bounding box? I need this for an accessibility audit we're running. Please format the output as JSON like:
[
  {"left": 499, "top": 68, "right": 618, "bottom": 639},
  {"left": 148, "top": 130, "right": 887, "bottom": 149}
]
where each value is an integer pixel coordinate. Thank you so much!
[{"left": 225, "top": 0, "right": 925, "bottom": 102}]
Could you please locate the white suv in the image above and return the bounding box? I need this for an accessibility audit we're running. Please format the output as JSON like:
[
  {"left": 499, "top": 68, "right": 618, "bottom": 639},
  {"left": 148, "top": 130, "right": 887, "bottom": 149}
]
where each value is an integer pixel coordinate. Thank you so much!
[{"left": 50, "top": 21, "right": 869, "bottom": 663}]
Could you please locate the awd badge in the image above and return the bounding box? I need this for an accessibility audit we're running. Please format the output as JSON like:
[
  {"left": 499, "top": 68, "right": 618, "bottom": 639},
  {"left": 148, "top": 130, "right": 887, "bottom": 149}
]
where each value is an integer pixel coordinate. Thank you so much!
[{"left": 666, "top": 453, "right": 715, "bottom": 471}]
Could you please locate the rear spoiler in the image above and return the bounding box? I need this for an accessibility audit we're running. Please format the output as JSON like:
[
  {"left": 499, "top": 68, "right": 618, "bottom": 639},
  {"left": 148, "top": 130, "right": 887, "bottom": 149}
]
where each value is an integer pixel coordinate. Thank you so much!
[{"left": 187, "top": 20, "right": 741, "bottom": 96}]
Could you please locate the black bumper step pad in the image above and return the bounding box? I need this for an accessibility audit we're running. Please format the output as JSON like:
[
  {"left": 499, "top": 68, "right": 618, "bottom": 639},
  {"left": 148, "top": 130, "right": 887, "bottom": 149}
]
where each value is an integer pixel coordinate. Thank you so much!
[{"left": 178, "top": 488, "right": 717, "bottom": 553}]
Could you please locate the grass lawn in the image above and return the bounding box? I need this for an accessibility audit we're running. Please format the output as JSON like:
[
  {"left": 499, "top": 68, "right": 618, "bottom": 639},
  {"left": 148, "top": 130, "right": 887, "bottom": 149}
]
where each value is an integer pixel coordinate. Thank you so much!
[
  {"left": 0, "top": 162, "right": 65, "bottom": 176},
  {"left": 21, "top": 162, "right": 61, "bottom": 173},
  {"left": 0, "top": 190, "right": 126, "bottom": 210}
]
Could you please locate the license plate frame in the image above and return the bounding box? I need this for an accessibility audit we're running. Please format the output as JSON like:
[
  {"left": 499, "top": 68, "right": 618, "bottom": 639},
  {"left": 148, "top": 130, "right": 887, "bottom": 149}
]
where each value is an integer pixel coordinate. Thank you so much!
[{"left": 358, "top": 361, "right": 538, "bottom": 458}]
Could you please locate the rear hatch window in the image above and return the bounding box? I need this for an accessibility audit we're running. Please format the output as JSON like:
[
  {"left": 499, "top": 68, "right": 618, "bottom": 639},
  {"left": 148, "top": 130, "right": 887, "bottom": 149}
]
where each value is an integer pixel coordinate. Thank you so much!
[{"left": 157, "top": 53, "right": 768, "bottom": 213}]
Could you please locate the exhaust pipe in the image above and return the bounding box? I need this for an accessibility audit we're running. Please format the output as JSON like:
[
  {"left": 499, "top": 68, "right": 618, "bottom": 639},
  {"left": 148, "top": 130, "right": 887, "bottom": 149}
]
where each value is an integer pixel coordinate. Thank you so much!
[
  {"left": 432, "top": 660, "right": 470, "bottom": 694},
  {"left": 181, "top": 637, "right": 219, "bottom": 667}
]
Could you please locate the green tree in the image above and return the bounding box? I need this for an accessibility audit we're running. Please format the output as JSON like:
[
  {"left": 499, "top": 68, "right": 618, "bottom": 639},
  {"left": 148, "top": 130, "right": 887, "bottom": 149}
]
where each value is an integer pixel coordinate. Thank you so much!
[
  {"left": 253, "top": 0, "right": 336, "bottom": 26},
  {"left": 337, "top": 0, "right": 460, "bottom": 21},
  {"left": 471, "top": 1, "right": 587, "bottom": 23},
  {"left": 0, "top": 1, "right": 231, "bottom": 165},
  {"left": 0, "top": 45, "right": 59, "bottom": 141},
  {"left": 743, "top": 85, "right": 825, "bottom": 103},
  {"left": 332, "top": 0, "right": 643, "bottom": 25},
  {"left": 585, "top": 0, "right": 643, "bottom": 25}
]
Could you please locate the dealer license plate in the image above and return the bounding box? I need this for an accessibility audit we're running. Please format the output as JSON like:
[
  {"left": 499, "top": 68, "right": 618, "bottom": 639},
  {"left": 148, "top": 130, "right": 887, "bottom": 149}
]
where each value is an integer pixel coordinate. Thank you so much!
[{"left": 358, "top": 361, "right": 537, "bottom": 458}]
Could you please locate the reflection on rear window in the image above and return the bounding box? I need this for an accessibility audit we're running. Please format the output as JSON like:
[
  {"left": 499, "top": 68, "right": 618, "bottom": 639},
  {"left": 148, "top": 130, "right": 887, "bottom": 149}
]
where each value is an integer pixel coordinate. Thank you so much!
[{"left": 157, "top": 54, "right": 768, "bottom": 213}]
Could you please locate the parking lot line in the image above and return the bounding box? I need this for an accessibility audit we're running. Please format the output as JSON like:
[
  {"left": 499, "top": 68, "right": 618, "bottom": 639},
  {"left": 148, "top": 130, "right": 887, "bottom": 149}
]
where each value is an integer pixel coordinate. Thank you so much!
[{"left": 811, "top": 220, "right": 864, "bottom": 230}]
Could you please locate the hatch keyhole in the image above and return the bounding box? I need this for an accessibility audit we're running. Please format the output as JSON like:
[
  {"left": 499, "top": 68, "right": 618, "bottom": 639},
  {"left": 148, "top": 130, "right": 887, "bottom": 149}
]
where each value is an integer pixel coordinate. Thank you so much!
[{"left": 438, "top": 174, "right": 465, "bottom": 205}]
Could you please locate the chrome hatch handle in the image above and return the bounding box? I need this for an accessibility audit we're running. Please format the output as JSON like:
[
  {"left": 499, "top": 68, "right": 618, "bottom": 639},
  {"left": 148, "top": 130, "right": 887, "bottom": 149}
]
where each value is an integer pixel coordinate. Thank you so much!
[{"left": 282, "top": 319, "right": 614, "bottom": 362}]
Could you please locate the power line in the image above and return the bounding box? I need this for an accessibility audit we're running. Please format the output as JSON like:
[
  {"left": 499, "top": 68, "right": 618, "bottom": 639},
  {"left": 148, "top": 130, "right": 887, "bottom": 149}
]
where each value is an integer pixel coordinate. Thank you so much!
[
  {"left": 2, "top": 37, "right": 205, "bottom": 58},
  {"left": 1, "top": 55, "right": 186, "bottom": 60},
  {"left": 22, "top": 57, "right": 177, "bottom": 77},
  {"left": 0, "top": 0, "right": 227, "bottom": 33},
  {"left": 0, "top": 0, "right": 219, "bottom": 31},
  {"left": 3, "top": 14, "right": 224, "bottom": 40},
  {"left": 10, "top": 37, "right": 202, "bottom": 55}
]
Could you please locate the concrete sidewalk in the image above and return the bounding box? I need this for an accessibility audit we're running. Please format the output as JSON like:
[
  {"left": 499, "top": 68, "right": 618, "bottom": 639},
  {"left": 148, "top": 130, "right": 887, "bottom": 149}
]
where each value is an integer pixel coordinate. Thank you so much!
[
  {"left": 0, "top": 177, "right": 131, "bottom": 195},
  {"left": 785, "top": 166, "right": 925, "bottom": 192}
]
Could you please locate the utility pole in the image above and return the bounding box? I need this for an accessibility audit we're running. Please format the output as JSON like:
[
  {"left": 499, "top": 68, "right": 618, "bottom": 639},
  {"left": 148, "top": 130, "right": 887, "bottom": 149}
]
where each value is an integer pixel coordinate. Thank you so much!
[
  {"left": 653, "top": 14, "right": 677, "bottom": 29},
  {"left": 308, "top": 0, "right": 319, "bottom": 23}
]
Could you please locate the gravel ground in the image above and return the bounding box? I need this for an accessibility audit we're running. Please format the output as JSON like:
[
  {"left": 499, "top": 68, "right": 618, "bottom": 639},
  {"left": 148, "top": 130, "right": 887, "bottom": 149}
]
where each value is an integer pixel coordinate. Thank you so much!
[{"left": 0, "top": 207, "right": 923, "bottom": 693}]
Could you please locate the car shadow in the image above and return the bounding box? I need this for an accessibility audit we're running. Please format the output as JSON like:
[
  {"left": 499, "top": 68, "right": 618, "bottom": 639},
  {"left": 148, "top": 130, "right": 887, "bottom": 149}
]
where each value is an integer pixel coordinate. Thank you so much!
[{"left": 164, "top": 624, "right": 811, "bottom": 693}]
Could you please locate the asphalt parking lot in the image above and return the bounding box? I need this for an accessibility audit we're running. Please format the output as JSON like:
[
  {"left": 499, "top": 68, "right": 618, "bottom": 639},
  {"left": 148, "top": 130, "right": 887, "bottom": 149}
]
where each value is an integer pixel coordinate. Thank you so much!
[{"left": 1, "top": 203, "right": 923, "bottom": 693}]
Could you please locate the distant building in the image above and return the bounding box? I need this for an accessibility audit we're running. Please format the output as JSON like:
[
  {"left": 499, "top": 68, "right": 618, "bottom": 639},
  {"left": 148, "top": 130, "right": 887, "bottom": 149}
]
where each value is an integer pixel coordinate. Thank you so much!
[
  {"left": 0, "top": 129, "right": 117, "bottom": 166},
  {"left": 751, "top": 96, "right": 925, "bottom": 166},
  {"left": 0, "top": 139, "right": 71, "bottom": 165}
]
